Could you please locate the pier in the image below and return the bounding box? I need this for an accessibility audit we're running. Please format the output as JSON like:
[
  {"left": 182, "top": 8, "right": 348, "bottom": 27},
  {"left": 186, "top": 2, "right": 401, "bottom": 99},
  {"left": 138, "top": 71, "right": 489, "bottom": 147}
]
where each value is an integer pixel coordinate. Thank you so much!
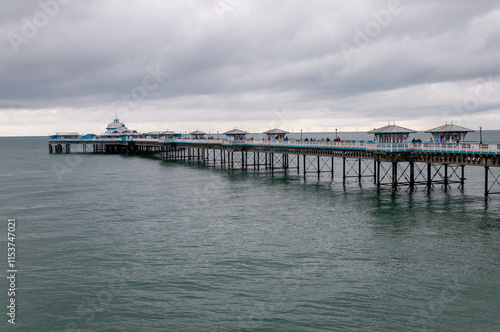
[{"left": 49, "top": 137, "right": 500, "bottom": 199}]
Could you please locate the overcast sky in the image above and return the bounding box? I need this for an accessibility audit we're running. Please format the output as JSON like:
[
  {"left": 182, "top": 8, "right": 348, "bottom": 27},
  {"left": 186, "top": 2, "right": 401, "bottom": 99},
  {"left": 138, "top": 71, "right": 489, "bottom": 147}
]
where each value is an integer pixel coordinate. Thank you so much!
[{"left": 1, "top": 0, "right": 500, "bottom": 136}]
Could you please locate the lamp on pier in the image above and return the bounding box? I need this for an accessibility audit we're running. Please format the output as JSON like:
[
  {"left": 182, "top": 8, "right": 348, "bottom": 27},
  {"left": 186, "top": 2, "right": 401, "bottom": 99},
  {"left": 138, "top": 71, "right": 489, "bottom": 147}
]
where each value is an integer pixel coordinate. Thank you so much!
[
  {"left": 335, "top": 128, "right": 338, "bottom": 139},
  {"left": 480, "top": 126, "right": 483, "bottom": 145},
  {"left": 300, "top": 129, "right": 303, "bottom": 141}
]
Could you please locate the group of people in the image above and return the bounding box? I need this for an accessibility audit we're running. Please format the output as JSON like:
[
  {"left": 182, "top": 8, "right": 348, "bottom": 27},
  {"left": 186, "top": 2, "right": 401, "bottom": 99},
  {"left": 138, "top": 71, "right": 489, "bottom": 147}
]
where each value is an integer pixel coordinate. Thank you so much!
[{"left": 302, "top": 137, "right": 340, "bottom": 142}]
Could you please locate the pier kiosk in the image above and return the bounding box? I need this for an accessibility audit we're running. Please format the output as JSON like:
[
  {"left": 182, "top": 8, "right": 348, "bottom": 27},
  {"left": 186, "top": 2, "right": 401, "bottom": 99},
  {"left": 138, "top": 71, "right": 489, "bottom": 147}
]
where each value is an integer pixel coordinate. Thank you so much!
[
  {"left": 368, "top": 124, "right": 417, "bottom": 143},
  {"left": 52, "top": 132, "right": 80, "bottom": 139},
  {"left": 223, "top": 129, "right": 248, "bottom": 140},
  {"left": 263, "top": 128, "right": 288, "bottom": 140},
  {"left": 425, "top": 123, "right": 474, "bottom": 143},
  {"left": 190, "top": 130, "right": 206, "bottom": 139},
  {"left": 145, "top": 131, "right": 162, "bottom": 138},
  {"left": 159, "top": 131, "right": 179, "bottom": 139}
]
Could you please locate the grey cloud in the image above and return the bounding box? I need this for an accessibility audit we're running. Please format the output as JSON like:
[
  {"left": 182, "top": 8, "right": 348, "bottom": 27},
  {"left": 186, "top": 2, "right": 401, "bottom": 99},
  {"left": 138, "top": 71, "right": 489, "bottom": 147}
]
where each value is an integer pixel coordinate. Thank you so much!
[{"left": 1, "top": 0, "right": 500, "bottom": 134}]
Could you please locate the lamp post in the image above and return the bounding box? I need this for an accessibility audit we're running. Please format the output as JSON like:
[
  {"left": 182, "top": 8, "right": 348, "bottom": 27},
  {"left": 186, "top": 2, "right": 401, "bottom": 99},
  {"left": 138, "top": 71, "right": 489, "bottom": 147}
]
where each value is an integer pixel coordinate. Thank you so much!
[
  {"left": 480, "top": 126, "right": 482, "bottom": 145},
  {"left": 217, "top": 131, "right": 219, "bottom": 140},
  {"left": 300, "top": 129, "right": 303, "bottom": 141},
  {"left": 335, "top": 128, "right": 338, "bottom": 139}
]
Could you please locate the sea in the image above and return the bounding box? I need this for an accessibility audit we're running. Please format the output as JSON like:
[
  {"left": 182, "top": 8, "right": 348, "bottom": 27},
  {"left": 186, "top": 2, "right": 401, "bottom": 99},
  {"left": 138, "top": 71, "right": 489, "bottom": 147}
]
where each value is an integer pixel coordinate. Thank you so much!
[{"left": 1, "top": 132, "right": 500, "bottom": 332}]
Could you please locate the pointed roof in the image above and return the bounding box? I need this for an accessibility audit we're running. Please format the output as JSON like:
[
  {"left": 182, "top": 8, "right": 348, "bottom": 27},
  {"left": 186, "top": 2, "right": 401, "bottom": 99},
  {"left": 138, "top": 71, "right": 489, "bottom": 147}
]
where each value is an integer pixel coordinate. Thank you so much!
[
  {"left": 425, "top": 123, "right": 474, "bottom": 133},
  {"left": 189, "top": 130, "right": 206, "bottom": 135},
  {"left": 161, "top": 130, "right": 179, "bottom": 135},
  {"left": 263, "top": 128, "right": 289, "bottom": 134},
  {"left": 223, "top": 129, "right": 248, "bottom": 135},
  {"left": 368, "top": 124, "right": 417, "bottom": 134}
]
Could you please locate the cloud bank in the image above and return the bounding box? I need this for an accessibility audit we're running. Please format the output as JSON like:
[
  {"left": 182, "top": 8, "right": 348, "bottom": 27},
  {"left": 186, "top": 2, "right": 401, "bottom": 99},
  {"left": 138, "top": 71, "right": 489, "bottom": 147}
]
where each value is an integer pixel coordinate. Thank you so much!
[{"left": 1, "top": 0, "right": 500, "bottom": 135}]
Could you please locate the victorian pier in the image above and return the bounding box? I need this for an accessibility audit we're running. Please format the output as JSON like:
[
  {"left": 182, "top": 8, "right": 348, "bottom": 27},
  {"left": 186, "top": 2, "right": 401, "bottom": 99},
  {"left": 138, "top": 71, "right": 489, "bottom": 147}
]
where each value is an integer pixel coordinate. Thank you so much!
[{"left": 49, "top": 133, "right": 500, "bottom": 199}]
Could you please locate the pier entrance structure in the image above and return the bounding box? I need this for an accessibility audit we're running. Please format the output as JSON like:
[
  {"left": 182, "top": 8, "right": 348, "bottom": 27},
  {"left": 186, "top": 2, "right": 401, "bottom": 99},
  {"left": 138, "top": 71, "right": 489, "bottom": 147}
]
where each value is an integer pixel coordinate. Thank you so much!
[
  {"left": 263, "top": 128, "right": 288, "bottom": 140},
  {"left": 223, "top": 129, "right": 248, "bottom": 140},
  {"left": 368, "top": 124, "right": 417, "bottom": 143},
  {"left": 425, "top": 123, "right": 474, "bottom": 143},
  {"left": 190, "top": 130, "right": 206, "bottom": 139},
  {"left": 49, "top": 135, "right": 500, "bottom": 198}
]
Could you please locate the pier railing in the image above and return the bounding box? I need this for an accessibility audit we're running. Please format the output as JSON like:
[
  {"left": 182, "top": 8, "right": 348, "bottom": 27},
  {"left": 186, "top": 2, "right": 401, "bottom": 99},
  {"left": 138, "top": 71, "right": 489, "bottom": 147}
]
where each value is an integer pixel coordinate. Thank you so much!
[{"left": 48, "top": 137, "right": 500, "bottom": 155}]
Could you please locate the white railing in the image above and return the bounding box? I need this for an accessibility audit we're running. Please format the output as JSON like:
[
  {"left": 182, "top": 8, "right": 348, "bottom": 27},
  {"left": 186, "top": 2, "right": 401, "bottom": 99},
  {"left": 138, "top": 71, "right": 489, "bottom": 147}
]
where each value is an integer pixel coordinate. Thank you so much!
[{"left": 48, "top": 137, "right": 500, "bottom": 155}]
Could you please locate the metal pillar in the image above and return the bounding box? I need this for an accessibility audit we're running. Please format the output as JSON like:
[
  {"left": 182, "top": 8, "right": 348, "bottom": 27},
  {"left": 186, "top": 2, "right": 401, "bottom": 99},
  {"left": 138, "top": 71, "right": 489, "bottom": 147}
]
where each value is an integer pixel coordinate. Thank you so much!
[
  {"left": 343, "top": 156, "right": 346, "bottom": 185},
  {"left": 427, "top": 163, "right": 432, "bottom": 190},
  {"left": 317, "top": 156, "right": 321, "bottom": 178},
  {"left": 377, "top": 160, "right": 381, "bottom": 188},
  {"left": 444, "top": 164, "right": 449, "bottom": 189},
  {"left": 358, "top": 159, "right": 362, "bottom": 182},
  {"left": 485, "top": 166, "right": 489, "bottom": 199},
  {"left": 303, "top": 155, "right": 306, "bottom": 177},
  {"left": 392, "top": 162, "right": 398, "bottom": 191},
  {"left": 331, "top": 157, "right": 334, "bottom": 178},
  {"left": 409, "top": 161, "right": 415, "bottom": 190},
  {"left": 461, "top": 165, "right": 465, "bottom": 188}
]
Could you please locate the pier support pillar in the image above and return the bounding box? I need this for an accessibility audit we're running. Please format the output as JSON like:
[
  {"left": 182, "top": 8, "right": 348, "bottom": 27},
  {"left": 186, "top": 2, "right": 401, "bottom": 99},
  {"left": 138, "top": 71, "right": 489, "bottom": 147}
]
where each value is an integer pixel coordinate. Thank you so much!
[
  {"left": 303, "top": 155, "right": 306, "bottom": 177},
  {"left": 427, "top": 163, "right": 432, "bottom": 191},
  {"left": 460, "top": 165, "right": 465, "bottom": 188},
  {"left": 358, "top": 159, "right": 362, "bottom": 183},
  {"left": 331, "top": 157, "right": 334, "bottom": 179},
  {"left": 409, "top": 161, "right": 415, "bottom": 190},
  {"left": 392, "top": 162, "right": 398, "bottom": 192},
  {"left": 377, "top": 160, "right": 381, "bottom": 188},
  {"left": 444, "top": 164, "right": 449, "bottom": 190},
  {"left": 342, "top": 156, "right": 346, "bottom": 185},
  {"left": 317, "top": 156, "right": 321, "bottom": 178},
  {"left": 485, "top": 166, "right": 489, "bottom": 199}
]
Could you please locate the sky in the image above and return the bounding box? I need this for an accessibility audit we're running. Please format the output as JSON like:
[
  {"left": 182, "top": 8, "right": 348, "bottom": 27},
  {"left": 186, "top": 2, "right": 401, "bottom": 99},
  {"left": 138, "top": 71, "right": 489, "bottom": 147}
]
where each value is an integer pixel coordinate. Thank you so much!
[{"left": 1, "top": 0, "right": 500, "bottom": 136}]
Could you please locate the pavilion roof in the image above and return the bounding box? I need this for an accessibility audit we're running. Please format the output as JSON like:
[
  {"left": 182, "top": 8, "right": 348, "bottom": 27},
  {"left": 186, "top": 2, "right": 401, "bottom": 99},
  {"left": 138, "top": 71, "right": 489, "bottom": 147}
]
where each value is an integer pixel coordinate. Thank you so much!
[
  {"left": 263, "top": 128, "right": 289, "bottom": 134},
  {"left": 189, "top": 130, "right": 206, "bottom": 135},
  {"left": 425, "top": 124, "right": 474, "bottom": 133},
  {"left": 368, "top": 124, "right": 417, "bottom": 134},
  {"left": 223, "top": 129, "right": 248, "bottom": 135}
]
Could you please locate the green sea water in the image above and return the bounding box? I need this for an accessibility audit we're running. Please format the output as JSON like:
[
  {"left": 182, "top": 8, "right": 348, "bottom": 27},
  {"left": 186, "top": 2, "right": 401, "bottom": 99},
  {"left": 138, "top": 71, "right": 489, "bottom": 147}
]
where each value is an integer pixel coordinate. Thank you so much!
[{"left": 1, "top": 136, "right": 500, "bottom": 331}]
